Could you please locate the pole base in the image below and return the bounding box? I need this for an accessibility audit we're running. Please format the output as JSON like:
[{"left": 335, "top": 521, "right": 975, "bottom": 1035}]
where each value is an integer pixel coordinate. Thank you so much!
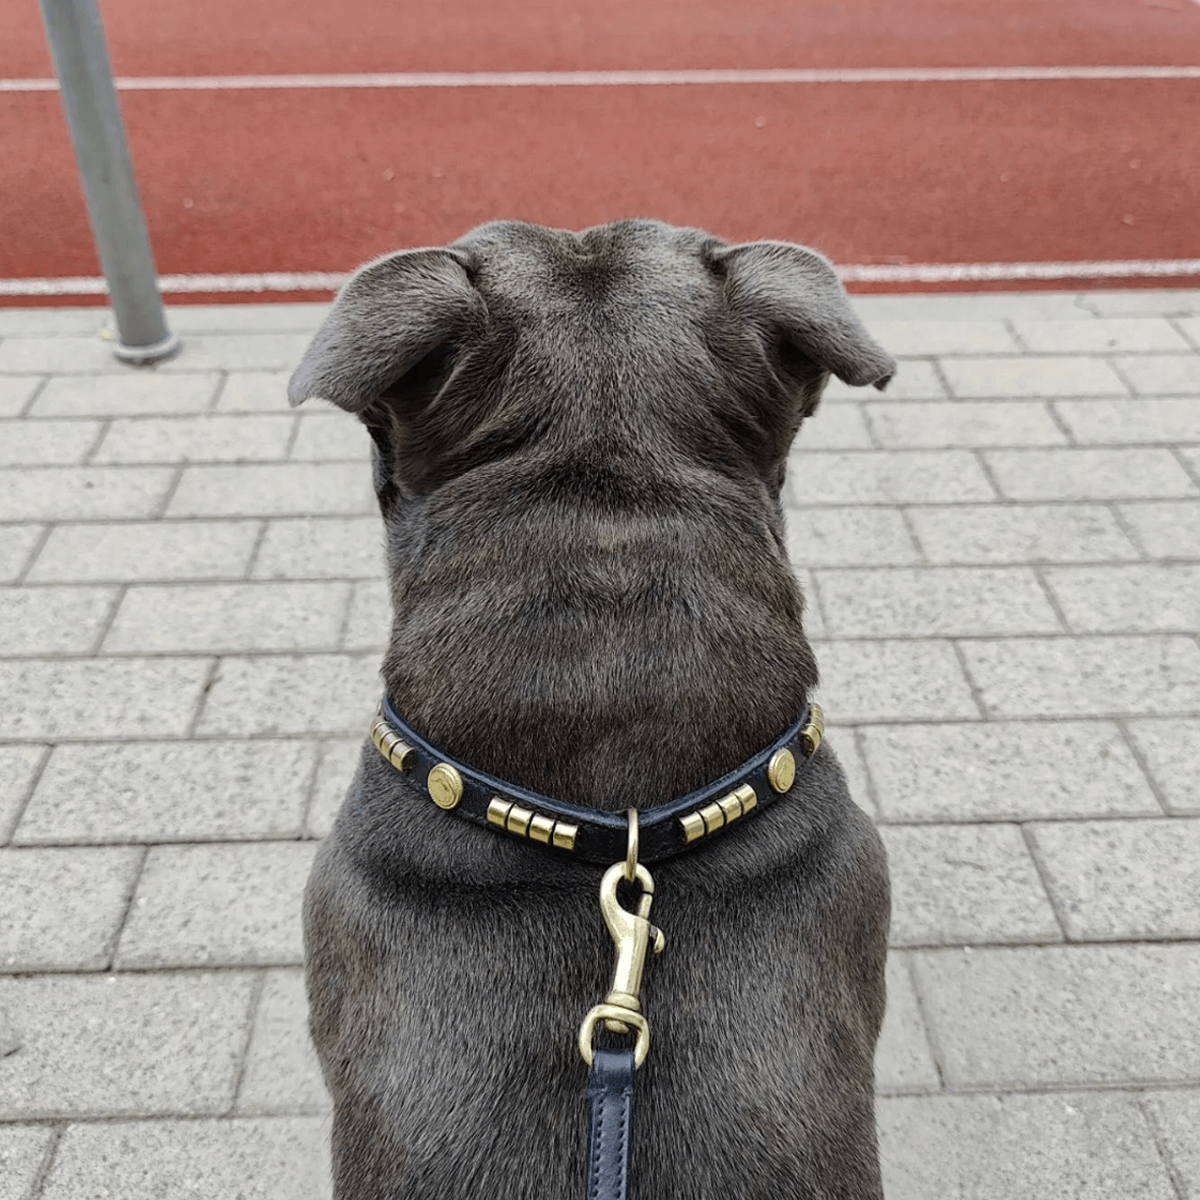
[{"left": 111, "top": 332, "right": 181, "bottom": 365}]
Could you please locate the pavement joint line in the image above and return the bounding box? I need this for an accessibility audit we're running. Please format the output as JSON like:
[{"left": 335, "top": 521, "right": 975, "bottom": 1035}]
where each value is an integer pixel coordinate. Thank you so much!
[
  {"left": 297, "top": 739, "right": 333, "bottom": 836},
  {"left": 1029, "top": 564, "right": 1073, "bottom": 634},
  {"left": 12, "top": 524, "right": 52, "bottom": 587},
  {"left": 896, "top": 951, "right": 947, "bottom": 1091},
  {"left": 186, "top": 658, "right": 224, "bottom": 739},
  {"left": 1172, "top": 315, "right": 1200, "bottom": 353},
  {"left": 24, "top": 1123, "right": 64, "bottom": 1200},
  {"left": 105, "top": 845, "right": 150, "bottom": 972},
  {"left": 1042, "top": 400, "right": 1076, "bottom": 444},
  {"left": 1139, "top": 1094, "right": 1191, "bottom": 1200},
  {"left": 895, "top": 507, "right": 933, "bottom": 564},
  {"left": 1113, "top": 719, "right": 1174, "bottom": 819},
  {"left": 847, "top": 726, "right": 882, "bottom": 818},
  {"left": 208, "top": 371, "right": 231, "bottom": 413},
  {"left": 1018, "top": 823, "right": 1072, "bottom": 943},
  {"left": 1106, "top": 357, "right": 1141, "bottom": 397},
  {"left": 241, "top": 520, "right": 272, "bottom": 583},
  {"left": 15, "top": 375, "right": 48, "bottom": 419},
  {"left": 949, "top": 639, "right": 991, "bottom": 721},
  {"left": 1001, "top": 316, "right": 1029, "bottom": 353},
  {"left": 81, "top": 418, "right": 113, "bottom": 466},
  {"left": 1171, "top": 445, "right": 1200, "bottom": 491},
  {"left": 227, "top": 970, "right": 268, "bottom": 1116},
  {"left": 281, "top": 412, "right": 304, "bottom": 459},
  {"left": 89, "top": 584, "right": 128, "bottom": 656},
  {"left": 0, "top": 742, "right": 50, "bottom": 846}
]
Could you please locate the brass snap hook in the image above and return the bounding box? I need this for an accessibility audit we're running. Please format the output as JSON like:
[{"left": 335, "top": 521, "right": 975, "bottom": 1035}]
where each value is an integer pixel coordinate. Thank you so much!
[{"left": 577, "top": 858, "right": 666, "bottom": 1069}]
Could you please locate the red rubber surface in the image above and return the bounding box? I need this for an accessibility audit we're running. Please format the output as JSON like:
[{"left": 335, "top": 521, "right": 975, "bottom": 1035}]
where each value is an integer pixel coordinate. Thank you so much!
[
  {"left": 2, "top": 1, "right": 1198, "bottom": 296},
  {"left": 5, "top": 0, "right": 1200, "bottom": 75}
]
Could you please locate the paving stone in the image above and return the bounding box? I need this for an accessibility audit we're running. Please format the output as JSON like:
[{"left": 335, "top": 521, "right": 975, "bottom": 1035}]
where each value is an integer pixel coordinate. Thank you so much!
[
  {"left": 168, "top": 463, "right": 374, "bottom": 517},
  {"left": 0, "top": 846, "right": 141, "bottom": 972},
  {"left": 861, "top": 721, "right": 1159, "bottom": 823},
  {"left": 0, "top": 658, "right": 211, "bottom": 740},
  {"left": 792, "top": 403, "right": 874, "bottom": 449},
  {"left": 1143, "top": 1089, "right": 1200, "bottom": 1196},
  {"left": 306, "top": 739, "right": 361, "bottom": 839},
  {"left": 907, "top": 503, "right": 1137, "bottom": 564},
  {"left": 252, "top": 517, "right": 384, "bottom": 580},
  {"left": 785, "top": 451, "right": 995, "bottom": 506},
  {"left": 784, "top": 506, "right": 920, "bottom": 567},
  {"left": 26, "top": 520, "right": 261, "bottom": 583},
  {"left": 911, "top": 943, "right": 1200, "bottom": 1087},
  {"left": 0, "top": 526, "right": 44, "bottom": 583},
  {"left": 0, "top": 746, "right": 44, "bottom": 843},
  {"left": 815, "top": 566, "right": 1060, "bottom": 638},
  {"left": 983, "top": 448, "right": 1196, "bottom": 501},
  {"left": 155, "top": 333, "right": 312, "bottom": 373},
  {"left": 1115, "top": 354, "right": 1199, "bottom": 395},
  {"left": 15, "top": 740, "right": 316, "bottom": 844},
  {"left": 1120, "top": 501, "right": 1200, "bottom": 559},
  {"left": 341, "top": 580, "right": 390, "bottom": 651},
  {"left": 811, "top": 640, "right": 980, "bottom": 723},
  {"left": 0, "top": 377, "right": 41, "bottom": 418},
  {"left": 1029, "top": 818, "right": 1200, "bottom": 940},
  {"left": 1125, "top": 718, "right": 1200, "bottom": 814},
  {"left": 41, "top": 1116, "right": 331, "bottom": 1200},
  {"left": 874, "top": 953, "right": 940, "bottom": 1095},
  {"left": 860, "top": 318, "right": 1020, "bottom": 356},
  {"left": 821, "top": 359, "right": 946, "bottom": 400},
  {"left": 0, "top": 466, "right": 176, "bottom": 520},
  {"left": 0, "top": 1126, "right": 52, "bottom": 1200},
  {"left": 961, "top": 636, "right": 1200, "bottom": 718},
  {"left": 92, "top": 414, "right": 295, "bottom": 464},
  {"left": 0, "top": 419, "right": 101, "bottom": 466},
  {"left": 237, "top": 969, "right": 330, "bottom": 1114},
  {"left": 0, "top": 585, "right": 117, "bottom": 656},
  {"left": 165, "top": 302, "right": 328, "bottom": 333},
  {"left": 865, "top": 401, "right": 1065, "bottom": 448},
  {"left": 32, "top": 372, "right": 220, "bottom": 416},
  {"left": 290, "top": 411, "right": 372, "bottom": 460},
  {"left": 196, "top": 654, "right": 380, "bottom": 737},
  {"left": 117, "top": 842, "right": 316, "bottom": 969},
  {"left": 854, "top": 292, "right": 1093, "bottom": 321},
  {"left": 0, "top": 308, "right": 111, "bottom": 335},
  {"left": 1054, "top": 398, "right": 1200, "bottom": 445},
  {"left": 0, "top": 337, "right": 132, "bottom": 373},
  {"left": 1011, "top": 317, "right": 1192, "bottom": 354},
  {"left": 882, "top": 824, "right": 1061, "bottom": 946},
  {"left": 941, "top": 356, "right": 1128, "bottom": 398},
  {"left": 215, "top": 370, "right": 292, "bottom": 412},
  {"left": 1082, "top": 289, "right": 1200, "bottom": 317},
  {"left": 1045, "top": 564, "right": 1200, "bottom": 632},
  {"left": 0, "top": 972, "right": 256, "bottom": 1116},
  {"left": 104, "top": 581, "right": 350, "bottom": 654},
  {"left": 878, "top": 1092, "right": 1176, "bottom": 1200}
]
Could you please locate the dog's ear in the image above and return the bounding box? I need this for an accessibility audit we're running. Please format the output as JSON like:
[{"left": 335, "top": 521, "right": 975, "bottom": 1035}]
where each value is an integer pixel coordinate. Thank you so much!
[
  {"left": 711, "top": 241, "right": 895, "bottom": 390},
  {"left": 288, "top": 247, "right": 485, "bottom": 412}
]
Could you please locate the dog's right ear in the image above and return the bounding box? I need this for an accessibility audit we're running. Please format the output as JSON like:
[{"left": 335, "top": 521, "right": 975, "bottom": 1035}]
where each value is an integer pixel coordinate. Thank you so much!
[{"left": 288, "top": 248, "right": 485, "bottom": 412}]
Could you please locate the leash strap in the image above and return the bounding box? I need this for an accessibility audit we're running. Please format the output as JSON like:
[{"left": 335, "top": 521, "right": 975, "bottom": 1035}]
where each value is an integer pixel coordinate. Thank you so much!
[{"left": 585, "top": 1047, "right": 636, "bottom": 1200}]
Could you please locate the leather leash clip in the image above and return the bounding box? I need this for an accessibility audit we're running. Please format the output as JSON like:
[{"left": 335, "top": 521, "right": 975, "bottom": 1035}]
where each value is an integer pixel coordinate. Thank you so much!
[{"left": 578, "top": 810, "right": 666, "bottom": 1070}]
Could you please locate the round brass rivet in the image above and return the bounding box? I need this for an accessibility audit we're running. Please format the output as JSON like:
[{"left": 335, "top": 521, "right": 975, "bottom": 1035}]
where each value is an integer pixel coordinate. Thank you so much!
[
  {"left": 427, "top": 763, "right": 464, "bottom": 810},
  {"left": 767, "top": 748, "right": 796, "bottom": 794}
]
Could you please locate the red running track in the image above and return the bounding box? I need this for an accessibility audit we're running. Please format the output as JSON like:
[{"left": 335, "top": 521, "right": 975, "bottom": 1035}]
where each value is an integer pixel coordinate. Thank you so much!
[{"left": 2, "top": 0, "right": 1200, "bottom": 298}]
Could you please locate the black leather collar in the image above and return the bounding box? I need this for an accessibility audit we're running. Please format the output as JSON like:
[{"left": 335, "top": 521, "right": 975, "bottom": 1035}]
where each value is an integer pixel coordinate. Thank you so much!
[{"left": 372, "top": 694, "right": 824, "bottom": 865}]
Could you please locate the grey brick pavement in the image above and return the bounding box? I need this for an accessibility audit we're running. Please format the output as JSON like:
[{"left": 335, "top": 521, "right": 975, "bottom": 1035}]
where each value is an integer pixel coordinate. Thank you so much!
[{"left": 0, "top": 289, "right": 1197, "bottom": 1197}]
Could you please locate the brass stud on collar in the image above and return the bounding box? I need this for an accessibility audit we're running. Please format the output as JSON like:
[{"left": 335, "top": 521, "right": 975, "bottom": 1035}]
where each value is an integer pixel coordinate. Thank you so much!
[
  {"left": 427, "top": 762, "right": 464, "bottom": 810},
  {"left": 801, "top": 703, "right": 824, "bottom": 759},
  {"left": 767, "top": 748, "right": 796, "bottom": 794}
]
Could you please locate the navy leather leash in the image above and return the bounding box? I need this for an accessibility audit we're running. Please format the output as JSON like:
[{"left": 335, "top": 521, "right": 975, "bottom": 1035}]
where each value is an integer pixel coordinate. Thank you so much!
[
  {"left": 585, "top": 1048, "right": 636, "bottom": 1200},
  {"left": 369, "top": 696, "right": 827, "bottom": 1200}
]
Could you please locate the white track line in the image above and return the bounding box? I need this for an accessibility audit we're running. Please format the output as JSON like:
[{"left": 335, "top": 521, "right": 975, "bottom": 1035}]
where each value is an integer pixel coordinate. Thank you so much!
[
  {"left": 4, "top": 261, "right": 1200, "bottom": 298},
  {"left": 3, "top": 66, "right": 1200, "bottom": 92}
]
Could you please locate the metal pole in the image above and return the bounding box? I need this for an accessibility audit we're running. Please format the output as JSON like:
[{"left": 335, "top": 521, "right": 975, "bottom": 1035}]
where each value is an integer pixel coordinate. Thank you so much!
[{"left": 38, "top": 0, "right": 179, "bottom": 363}]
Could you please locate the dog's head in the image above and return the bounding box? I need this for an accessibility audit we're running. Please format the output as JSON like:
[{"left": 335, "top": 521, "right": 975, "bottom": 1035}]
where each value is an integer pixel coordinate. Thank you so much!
[{"left": 289, "top": 220, "right": 893, "bottom": 801}]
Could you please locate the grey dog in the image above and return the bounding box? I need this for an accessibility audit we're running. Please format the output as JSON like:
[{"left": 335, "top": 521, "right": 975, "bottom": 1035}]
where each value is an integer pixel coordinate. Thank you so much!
[{"left": 290, "top": 219, "right": 895, "bottom": 1199}]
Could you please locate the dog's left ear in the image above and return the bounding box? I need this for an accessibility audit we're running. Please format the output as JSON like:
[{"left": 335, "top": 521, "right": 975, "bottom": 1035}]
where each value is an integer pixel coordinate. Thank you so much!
[
  {"left": 288, "top": 246, "right": 485, "bottom": 412},
  {"left": 711, "top": 241, "right": 895, "bottom": 390}
]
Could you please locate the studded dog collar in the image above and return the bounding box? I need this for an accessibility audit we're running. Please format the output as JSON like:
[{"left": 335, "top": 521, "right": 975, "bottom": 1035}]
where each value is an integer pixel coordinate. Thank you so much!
[{"left": 370, "top": 693, "right": 824, "bottom": 865}]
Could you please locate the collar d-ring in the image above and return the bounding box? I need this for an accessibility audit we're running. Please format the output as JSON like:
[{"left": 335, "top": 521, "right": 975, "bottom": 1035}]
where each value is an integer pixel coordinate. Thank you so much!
[{"left": 624, "top": 808, "right": 639, "bottom": 883}]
